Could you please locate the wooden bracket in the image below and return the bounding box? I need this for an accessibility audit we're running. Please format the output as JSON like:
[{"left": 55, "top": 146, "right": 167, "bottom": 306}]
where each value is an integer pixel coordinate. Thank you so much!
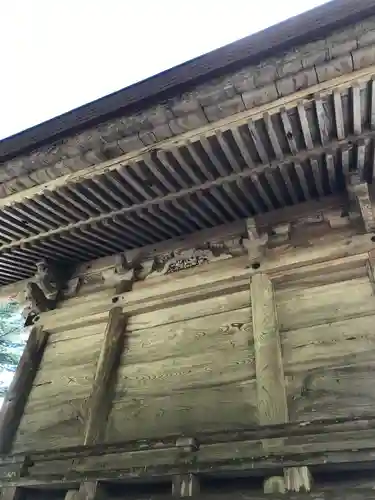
[
  {"left": 21, "top": 260, "right": 73, "bottom": 325},
  {"left": 323, "top": 208, "right": 351, "bottom": 229},
  {"left": 63, "top": 276, "right": 82, "bottom": 299},
  {"left": 102, "top": 254, "right": 135, "bottom": 294},
  {"left": 347, "top": 172, "right": 375, "bottom": 233},
  {"left": 269, "top": 222, "right": 291, "bottom": 245},
  {"left": 243, "top": 218, "right": 268, "bottom": 264}
]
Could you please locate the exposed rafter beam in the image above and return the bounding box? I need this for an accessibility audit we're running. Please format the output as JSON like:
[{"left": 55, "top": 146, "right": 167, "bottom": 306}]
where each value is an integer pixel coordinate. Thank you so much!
[
  {"left": 2, "top": 64, "right": 375, "bottom": 209},
  {"left": 0, "top": 126, "right": 368, "bottom": 255}
]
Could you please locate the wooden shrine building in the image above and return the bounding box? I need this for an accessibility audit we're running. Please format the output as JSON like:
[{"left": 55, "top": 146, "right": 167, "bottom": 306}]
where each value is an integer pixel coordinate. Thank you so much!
[{"left": 2, "top": 0, "right": 375, "bottom": 498}]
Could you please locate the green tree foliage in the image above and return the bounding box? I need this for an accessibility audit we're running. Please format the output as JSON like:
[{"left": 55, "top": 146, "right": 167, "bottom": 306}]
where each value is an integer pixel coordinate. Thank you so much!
[{"left": 0, "top": 301, "right": 25, "bottom": 397}]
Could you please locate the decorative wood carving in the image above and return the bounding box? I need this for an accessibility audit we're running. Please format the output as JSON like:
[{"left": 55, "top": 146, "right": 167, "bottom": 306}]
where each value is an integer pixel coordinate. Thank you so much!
[{"left": 141, "top": 237, "right": 247, "bottom": 280}]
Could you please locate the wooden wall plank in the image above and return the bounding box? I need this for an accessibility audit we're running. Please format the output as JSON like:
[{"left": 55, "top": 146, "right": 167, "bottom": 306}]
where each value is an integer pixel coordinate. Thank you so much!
[
  {"left": 12, "top": 316, "right": 110, "bottom": 453},
  {"left": 0, "top": 326, "right": 49, "bottom": 454},
  {"left": 277, "top": 275, "right": 375, "bottom": 331},
  {"left": 282, "top": 314, "right": 375, "bottom": 374},
  {"left": 107, "top": 380, "right": 257, "bottom": 442},
  {"left": 118, "top": 306, "right": 252, "bottom": 373},
  {"left": 287, "top": 363, "right": 375, "bottom": 421}
]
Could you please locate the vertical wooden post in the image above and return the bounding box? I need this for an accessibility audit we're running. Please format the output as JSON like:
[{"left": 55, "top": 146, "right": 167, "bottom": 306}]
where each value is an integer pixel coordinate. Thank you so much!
[
  {"left": 0, "top": 488, "right": 24, "bottom": 500},
  {"left": 84, "top": 307, "right": 127, "bottom": 445},
  {"left": 0, "top": 326, "right": 48, "bottom": 454},
  {"left": 173, "top": 437, "right": 200, "bottom": 497},
  {"left": 251, "top": 273, "right": 288, "bottom": 427},
  {"left": 64, "top": 482, "right": 106, "bottom": 500},
  {"left": 172, "top": 475, "right": 200, "bottom": 497},
  {"left": 251, "top": 273, "right": 312, "bottom": 493}
]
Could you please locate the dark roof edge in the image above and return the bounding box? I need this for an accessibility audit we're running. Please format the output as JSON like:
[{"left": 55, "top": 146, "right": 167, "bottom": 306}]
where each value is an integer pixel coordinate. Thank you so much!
[{"left": 2, "top": 0, "right": 375, "bottom": 161}]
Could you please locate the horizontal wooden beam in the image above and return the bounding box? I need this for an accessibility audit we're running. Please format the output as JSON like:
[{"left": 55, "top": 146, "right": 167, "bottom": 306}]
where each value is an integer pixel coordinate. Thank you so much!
[
  {"left": 69, "top": 195, "right": 343, "bottom": 277},
  {"left": 2, "top": 415, "right": 375, "bottom": 487}
]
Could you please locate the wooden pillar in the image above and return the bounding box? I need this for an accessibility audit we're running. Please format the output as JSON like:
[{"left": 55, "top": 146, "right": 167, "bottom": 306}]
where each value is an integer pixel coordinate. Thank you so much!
[
  {"left": 172, "top": 475, "right": 200, "bottom": 497},
  {"left": 172, "top": 437, "right": 200, "bottom": 497},
  {"left": 251, "top": 273, "right": 288, "bottom": 428},
  {"left": 251, "top": 273, "right": 312, "bottom": 493},
  {"left": 0, "top": 325, "right": 48, "bottom": 454},
  {"left": 0, "top": 488, "right": 24, "bottom": 500},
  {"left": 65, "top": 482, "right": 106, "bottom": 500},
  {"left": 84, "top": 307, "right": 127, "bottom": 445}
]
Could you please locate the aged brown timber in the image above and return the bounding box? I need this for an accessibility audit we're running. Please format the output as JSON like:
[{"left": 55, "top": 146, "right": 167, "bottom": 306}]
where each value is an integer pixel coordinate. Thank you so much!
[
  {"left": 84, "top": 307, "right": 127, "bottom": 445},
  {"left": 64, "top": 482, "right": 106, "bottom": 500},
  {"left": 251, "top": 272, "right": 287, "bottom": 427},
  {"left": 0, "top": 488, "right": 23, "bottom": 500},
  {"left": 0, "top": 325, "right": 48, "bottom": 454}
]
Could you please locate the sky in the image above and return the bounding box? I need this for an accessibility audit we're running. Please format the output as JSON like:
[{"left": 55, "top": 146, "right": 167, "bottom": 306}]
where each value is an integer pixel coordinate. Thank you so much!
[{"left": 0, "top": 0, "right": 330, "bottom": 141}]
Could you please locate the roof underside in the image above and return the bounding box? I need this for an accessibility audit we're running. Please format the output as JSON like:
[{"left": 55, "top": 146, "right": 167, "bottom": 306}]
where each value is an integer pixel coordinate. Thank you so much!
[{"left": 0, "top": 73, "right": 373, "bottom": 284}]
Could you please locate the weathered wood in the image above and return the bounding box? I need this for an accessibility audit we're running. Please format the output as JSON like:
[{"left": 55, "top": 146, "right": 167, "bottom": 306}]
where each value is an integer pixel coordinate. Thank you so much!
[
  {"left": 0, "top": 326, "right": 49, "bottom": 454},
  {"left": 277, "top": 275, "right": 375, "bottom": 332},
  {"left": 366, "top": 249, "right": 375, "bottom": 292},
  {"left": 284, "top": 466, "right": 313, "bottom": 492},
  {"left": 57, "top": 489, "right": 375, "bottom": 500},
  {"left": 12, "top": 290, "right": 111, "bottom": 453},
  {"left": 84, "top": 307, "right": 127, "bottom": 445},
  {"left": 0, "top": 488, "right": 23, "bottom": 500},
  {"left": 64, "top": 482, "right": 106, "bottom": 500},
  {"left": 2, "top": 62, "right": 375, "bottom": 213},
  {"left": 172, "top": 474, "right": 200, "bottom": 497},
  {"left": 251, "top": 273, "right": 287, "bottom": 426},
  {"left": 264, "top": 477, "right": 286, "bottom": 494},
  {"left": 1, "top": 415, "right": 375, "bottom": 486},
  {"left": 251, "top": 273, "right": 316, "bottom": 491},
  {"left": 347, "top": 173, "right": 375, "bottom": 232}
]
